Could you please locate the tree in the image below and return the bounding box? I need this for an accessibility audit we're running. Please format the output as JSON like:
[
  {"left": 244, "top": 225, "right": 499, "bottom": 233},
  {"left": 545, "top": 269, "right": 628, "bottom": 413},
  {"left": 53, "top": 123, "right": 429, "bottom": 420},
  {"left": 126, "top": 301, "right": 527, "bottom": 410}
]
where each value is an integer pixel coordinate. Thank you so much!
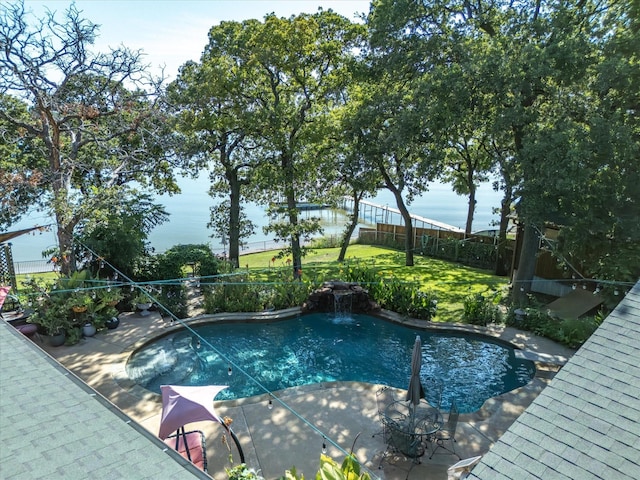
[
  {"left": 0, "top": 2, "right": 177, "bottom": 273},
  {"left": 359, "top": 0, "right": 458, "bottom": 266},
  {"left": 436, "top": 42, "right": 496, "bottom": 236},
  {"left": 330, "top": 93, "right": 383, "bottom": 261},
  {"left": 238, "top": 12, "right": 363, "bottom": 277},
  {"left": 552, "top": 0, "right": 640, "bottom": 285},
  {"left": 167, "top": 53, "right": 260, "bottom": 268},
  {"left": 0, "top": 94, "right": 46, "bottom": 227},
  {"left": 77, "top": 192, "right": 169, "bottom": 280}
]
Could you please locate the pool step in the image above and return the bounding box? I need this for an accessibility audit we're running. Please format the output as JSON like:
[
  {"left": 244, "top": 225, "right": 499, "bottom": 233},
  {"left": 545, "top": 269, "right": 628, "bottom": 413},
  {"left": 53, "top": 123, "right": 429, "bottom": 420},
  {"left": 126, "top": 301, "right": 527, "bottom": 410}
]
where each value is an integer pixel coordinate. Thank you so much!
[{"left": 515, "top": 349, "right": 568, "bottom": 366}]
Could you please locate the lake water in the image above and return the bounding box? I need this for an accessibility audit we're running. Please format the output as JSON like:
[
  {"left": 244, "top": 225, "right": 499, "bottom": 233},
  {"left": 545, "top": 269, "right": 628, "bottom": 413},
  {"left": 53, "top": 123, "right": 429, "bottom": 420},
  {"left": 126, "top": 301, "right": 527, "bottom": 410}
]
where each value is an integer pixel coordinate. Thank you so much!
[{"left": 8, "top": 173, "right": 502, "bottom": 262}]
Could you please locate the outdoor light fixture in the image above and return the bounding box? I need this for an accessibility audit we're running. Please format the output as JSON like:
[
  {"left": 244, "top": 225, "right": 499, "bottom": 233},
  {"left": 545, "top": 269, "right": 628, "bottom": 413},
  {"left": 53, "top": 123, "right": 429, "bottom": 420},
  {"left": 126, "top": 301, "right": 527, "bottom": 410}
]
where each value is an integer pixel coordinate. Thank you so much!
[
  {"left": 268, "top": 397, "right": 273, "bottom": 410},
  {"left": 228, "top": 366, "right": 233, "bottom": 376},
  {"left": 322, "top": 437, "right": 327, "bottom": 454}
]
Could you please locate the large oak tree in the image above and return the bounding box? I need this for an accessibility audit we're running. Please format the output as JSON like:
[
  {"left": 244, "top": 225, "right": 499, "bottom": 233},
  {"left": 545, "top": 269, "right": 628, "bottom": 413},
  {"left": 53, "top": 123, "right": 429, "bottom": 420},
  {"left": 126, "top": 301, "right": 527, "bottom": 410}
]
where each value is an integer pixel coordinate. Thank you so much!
[{"left": 0, "top": 2, "right": 177, "bottom": 272}]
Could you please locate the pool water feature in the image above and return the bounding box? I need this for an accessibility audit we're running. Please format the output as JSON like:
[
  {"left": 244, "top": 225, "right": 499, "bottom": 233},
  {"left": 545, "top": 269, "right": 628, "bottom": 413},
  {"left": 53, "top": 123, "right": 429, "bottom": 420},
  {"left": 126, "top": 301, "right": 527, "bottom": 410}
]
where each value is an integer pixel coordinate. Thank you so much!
[{"left": 126, "top": 313, "right": 535, "bottom": 413}]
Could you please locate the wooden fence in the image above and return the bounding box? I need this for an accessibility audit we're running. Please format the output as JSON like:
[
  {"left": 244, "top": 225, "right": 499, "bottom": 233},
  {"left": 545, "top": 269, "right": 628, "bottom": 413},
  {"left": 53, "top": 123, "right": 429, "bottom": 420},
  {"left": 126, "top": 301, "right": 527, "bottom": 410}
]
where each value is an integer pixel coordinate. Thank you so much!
[{"left": 358, "top": 223, "right": 514, "bottom": 271}]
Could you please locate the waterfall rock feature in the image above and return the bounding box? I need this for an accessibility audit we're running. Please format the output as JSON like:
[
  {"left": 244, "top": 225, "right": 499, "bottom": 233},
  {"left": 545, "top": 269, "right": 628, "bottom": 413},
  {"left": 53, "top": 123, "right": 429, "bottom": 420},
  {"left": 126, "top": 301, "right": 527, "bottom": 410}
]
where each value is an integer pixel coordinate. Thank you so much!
[{"left": 302, "top": 281, "right": 380, "bottom": 314}]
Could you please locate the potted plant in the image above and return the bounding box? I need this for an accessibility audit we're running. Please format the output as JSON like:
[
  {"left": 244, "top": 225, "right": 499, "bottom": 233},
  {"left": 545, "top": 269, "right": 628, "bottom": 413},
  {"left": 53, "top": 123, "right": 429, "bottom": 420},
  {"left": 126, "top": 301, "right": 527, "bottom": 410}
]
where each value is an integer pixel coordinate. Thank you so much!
[
  {"left": 29, "top": 302, "right": 70, "bottom": 346},
  {"left": 92, "top": 304, "right": 119, "bottom": 330},
  {"left": 96, "top": 287, "right": 124, "bottom": 308},
  {"left": 132, "top": 292, "right": 153, "bottom": 316},
  {"left": 105, "top": 315, "right": 120, "bottom": 329},
  {"left": 70, "top": 291, "right": 93, "bottom": 313},
  {"left": 82, "top": 322, "right": 97, "bottom": 337}
]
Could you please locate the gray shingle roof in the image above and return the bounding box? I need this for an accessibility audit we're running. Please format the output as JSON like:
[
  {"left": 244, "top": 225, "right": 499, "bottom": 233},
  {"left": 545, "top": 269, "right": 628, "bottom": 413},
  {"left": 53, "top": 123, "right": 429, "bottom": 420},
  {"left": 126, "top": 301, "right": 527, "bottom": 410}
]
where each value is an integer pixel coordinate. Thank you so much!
[
  {"left": 0, "top": 322, "right": 206, "bottom": 480},
  {"left": 468, "top": 280, "right": 640, "bottom": 480}
]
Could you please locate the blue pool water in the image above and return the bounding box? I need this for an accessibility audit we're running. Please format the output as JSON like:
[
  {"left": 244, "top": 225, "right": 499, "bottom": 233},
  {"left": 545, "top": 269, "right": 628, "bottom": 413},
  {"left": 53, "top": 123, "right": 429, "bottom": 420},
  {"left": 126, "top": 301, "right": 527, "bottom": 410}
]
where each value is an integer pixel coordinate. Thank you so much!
[{"left": 126, "top": 313, "right": 535, "bottom": 413}]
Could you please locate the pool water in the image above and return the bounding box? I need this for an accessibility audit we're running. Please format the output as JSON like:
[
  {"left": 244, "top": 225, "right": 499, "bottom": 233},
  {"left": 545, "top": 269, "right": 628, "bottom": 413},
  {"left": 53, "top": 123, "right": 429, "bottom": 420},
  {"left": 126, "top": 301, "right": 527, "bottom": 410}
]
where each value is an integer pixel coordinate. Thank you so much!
[{"left": 126, "top": 313, "right": 535, "bottom": 413}]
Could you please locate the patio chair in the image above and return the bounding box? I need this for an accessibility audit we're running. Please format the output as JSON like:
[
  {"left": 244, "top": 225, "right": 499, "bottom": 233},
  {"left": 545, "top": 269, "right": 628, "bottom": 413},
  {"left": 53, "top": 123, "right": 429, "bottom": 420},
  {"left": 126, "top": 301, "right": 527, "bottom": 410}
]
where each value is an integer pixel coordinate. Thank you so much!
[
  {"left": 164, "top": 428, "right": 208, "bottom": 472},
  {"left": 372, "top": 386, "right": 397, "bottom": 440},
  {"left": 429, "top": 399, "right": 460, "bottom": 459},
  {"left": 0, "top": 287, "right": 31, "bottom": 323},
  {"left": 0, "top": 286, "right": 12, "bottom": 317},
  {"left": 424, "top": 375, "right": 444, "bottom": 410}
]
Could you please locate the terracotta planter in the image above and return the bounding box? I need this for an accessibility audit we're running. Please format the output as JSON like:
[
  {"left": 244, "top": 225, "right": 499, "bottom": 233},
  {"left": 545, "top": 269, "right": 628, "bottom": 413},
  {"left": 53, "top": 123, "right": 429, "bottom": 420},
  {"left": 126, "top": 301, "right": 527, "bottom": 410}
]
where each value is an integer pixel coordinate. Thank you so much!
[{"left": 72, "top": 305, "right": 88, "bottom": 313}]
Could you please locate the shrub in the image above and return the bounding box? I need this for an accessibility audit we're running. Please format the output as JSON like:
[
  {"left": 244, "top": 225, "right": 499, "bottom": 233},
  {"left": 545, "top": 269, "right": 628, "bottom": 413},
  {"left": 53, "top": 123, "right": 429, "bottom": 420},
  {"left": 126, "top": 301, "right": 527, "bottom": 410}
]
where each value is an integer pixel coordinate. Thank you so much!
[
  {"left": 505, "top": 304, "right": 601, "bottom": 348},
  {"left": 463, "top": 294, "right": 501, "bottom": 326},
  {"left": 203, "top": 272, "right": 314, "bottom": 313},
  {"left": 155, "top": 286, "right": 188, "bottom": 319},
  {"left": 554, "top": 317, "right": 601, "bottom": 348},
  {"left": 408, "top": 290, "right": 438, "bottom": 321},
  {"left": 204, "top": 277, "right": 263, "bottom": 313}
]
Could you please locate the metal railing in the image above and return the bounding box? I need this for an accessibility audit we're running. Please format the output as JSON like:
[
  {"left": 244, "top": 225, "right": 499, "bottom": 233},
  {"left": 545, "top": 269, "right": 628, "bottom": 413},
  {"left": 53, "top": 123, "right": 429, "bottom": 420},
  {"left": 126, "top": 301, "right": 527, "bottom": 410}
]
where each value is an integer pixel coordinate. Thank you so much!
[{"left": 13, "top": 259, "right": 56, "bottom": 275}]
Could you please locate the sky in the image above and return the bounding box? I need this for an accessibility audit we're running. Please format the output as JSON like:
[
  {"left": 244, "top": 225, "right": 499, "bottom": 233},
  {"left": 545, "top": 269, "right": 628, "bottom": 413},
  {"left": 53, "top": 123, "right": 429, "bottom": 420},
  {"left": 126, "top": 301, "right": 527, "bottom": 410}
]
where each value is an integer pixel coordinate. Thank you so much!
[
  {"left": 9, "top": 1, "right": 373, "bottom": 259},
  {"left": 23, "top": 1, "right": 371, "bottom": 81}
]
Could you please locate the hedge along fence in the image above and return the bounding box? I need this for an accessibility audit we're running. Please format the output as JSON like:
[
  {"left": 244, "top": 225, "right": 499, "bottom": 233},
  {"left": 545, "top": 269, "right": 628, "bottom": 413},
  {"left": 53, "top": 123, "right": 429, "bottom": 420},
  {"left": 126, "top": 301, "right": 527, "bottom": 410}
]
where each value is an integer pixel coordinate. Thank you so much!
[{"left": 358, "top": 224, "right": 514, "bottom": 271}]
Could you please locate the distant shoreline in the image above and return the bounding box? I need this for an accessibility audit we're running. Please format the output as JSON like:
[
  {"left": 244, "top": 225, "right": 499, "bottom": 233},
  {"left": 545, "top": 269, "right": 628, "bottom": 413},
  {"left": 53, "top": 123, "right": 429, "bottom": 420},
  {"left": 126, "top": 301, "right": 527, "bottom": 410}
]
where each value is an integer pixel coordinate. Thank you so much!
[{"left": 7, "top": 178, "right": 502, "bottom": 263}]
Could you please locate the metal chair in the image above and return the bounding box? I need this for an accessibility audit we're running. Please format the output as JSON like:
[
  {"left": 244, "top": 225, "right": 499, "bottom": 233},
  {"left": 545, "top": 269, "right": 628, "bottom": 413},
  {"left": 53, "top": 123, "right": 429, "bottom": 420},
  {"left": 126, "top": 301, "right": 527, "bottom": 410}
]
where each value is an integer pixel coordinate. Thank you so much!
[
  {"left": 372, "top": 386, "right": 397, "bottom": 440},
  {"left": 424, "top": 375, "right": 444, "bottom": 410},
  {"left": 429, "top": 399, "right": 460, "bottom": 459}
]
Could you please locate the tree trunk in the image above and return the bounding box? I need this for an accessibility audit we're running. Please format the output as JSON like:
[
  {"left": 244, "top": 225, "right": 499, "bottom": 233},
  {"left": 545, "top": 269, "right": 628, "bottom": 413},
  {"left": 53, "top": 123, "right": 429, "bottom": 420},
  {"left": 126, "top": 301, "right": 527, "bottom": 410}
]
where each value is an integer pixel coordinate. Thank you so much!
[
  {"left": 55, "top": 222, "right": 76, "bottom": 275},
  {"left": 513, "top": 222, "right": 539, "bottom": 304},
  {"left": 287, "top": 192, "right": 302, "bottom": 279},
  {"left": 282, "top": 153, "right": 302, "bottom": 279},
  {"left": 390, "top": 189, "right": 414, "bottom": 267},
  {"left": 495, "top": 193, "right": 512, "bottom": 276},
  {"left": 227, "top": 177, "right": 241, "bottom": 269},
  {"left": 465, "top": 184, "right": 476, "bottom": 235},
  {"left": 337, "top": 192, "right": 362, "bottom": 262}
]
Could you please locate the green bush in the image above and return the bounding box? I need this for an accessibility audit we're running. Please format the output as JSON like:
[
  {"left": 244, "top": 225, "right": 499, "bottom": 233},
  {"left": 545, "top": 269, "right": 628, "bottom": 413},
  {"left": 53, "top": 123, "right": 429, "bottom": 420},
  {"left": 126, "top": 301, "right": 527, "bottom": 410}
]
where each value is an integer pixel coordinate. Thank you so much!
[
  {"left": 204, "top": 278, "right": 263, "bottom": 313},
  {"left": 203, "top": 272, "right": 314, "bottom": 313},
  {"left": 506, "top": 305, "right": 601, "bottom": 348},
  {"left": 338, "top": 260, "right": 437, "bottom": 320},
  {"left": 553, "top": 317, "right": 601, "bottom": 348},
  {"left": 407, "top": 290, "right": 438, "bottom": 320},
  {"left": 155, "top": 286, "right": 188, "bottom": 319},
  {"left": 463, "top": 293, "right": 501, "bottom": 326}
]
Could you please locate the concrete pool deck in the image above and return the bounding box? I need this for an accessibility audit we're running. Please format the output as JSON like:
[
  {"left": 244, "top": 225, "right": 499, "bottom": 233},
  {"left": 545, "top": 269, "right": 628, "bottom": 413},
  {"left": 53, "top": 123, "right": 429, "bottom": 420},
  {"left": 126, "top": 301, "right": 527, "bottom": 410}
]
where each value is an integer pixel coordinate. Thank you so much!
[{"left": 30, "top": 309, "right": 574, "bottom": 479}]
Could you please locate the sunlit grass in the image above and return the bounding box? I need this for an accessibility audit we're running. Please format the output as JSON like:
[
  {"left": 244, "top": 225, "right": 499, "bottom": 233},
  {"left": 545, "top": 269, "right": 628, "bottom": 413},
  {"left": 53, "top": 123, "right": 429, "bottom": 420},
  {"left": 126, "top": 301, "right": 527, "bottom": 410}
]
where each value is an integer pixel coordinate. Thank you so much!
[{"left": 240, "top": 245, "right": 508, "bottom": 323}]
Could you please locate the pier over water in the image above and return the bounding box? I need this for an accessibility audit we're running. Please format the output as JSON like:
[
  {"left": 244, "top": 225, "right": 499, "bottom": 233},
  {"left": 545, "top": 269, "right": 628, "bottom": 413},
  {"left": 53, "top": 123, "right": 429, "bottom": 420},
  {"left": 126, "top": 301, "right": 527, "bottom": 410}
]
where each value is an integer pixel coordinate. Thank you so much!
[{"left": 340, "top": 198, "right": 465, "bottom": 234}]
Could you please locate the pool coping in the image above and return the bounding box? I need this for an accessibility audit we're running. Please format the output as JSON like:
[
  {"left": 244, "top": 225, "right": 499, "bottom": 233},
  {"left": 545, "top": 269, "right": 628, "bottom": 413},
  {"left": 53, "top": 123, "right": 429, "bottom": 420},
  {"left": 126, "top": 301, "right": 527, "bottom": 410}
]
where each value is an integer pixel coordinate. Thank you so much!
[{"left": 113, "top": 307, "right": 571, "bottom": 416}]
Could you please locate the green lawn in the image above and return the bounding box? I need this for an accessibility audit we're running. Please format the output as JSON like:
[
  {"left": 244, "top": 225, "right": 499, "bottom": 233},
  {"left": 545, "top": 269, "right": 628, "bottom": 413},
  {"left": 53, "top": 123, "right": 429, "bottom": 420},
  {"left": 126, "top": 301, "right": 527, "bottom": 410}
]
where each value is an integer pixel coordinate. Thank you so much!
[
  {"left": 240, "top": 245, "right": 508, "bottom": 323},
  {"left": 14, "top": 245, "right": 508, "bottom": 324}
]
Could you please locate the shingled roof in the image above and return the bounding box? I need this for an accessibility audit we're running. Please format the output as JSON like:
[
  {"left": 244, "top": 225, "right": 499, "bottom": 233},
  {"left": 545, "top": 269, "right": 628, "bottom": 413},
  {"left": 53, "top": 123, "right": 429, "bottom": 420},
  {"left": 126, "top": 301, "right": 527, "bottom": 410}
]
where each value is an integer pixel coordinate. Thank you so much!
[{"left": 468, "top": 280, "right": 640, "bottom": 480}]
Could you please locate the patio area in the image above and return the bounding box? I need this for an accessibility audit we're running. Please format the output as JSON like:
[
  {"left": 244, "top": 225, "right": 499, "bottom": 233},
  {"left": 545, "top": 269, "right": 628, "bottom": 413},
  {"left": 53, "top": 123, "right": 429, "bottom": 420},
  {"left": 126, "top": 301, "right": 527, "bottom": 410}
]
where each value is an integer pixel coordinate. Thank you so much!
[{"left": 3, "top": 309, "right": 574, "bottom": 479}]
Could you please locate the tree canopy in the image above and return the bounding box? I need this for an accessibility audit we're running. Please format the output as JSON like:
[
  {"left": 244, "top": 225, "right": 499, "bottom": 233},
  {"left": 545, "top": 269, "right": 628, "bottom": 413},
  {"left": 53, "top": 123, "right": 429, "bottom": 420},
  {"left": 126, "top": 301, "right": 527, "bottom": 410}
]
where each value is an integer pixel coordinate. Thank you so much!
[
  {"left": 0, "top": 2, "right": 177, "bottom": 272},
  {"left": 3, "top": 0, "right": 637, "bottom": 296}
]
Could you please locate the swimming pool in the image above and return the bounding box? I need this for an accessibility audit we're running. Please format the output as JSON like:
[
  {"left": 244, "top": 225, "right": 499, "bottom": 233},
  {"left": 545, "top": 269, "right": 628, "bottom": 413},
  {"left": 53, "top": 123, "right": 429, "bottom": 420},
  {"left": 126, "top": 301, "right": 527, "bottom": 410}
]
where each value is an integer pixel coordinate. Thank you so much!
[{"left": 126, "top": 313, "right": 535, "bottom": 413}]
